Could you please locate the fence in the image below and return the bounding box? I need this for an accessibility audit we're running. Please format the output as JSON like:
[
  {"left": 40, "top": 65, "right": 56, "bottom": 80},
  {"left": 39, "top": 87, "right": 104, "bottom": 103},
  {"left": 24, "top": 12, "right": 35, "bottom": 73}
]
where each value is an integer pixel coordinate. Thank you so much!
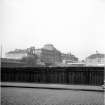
[{"left": 1, "top": 67, "right": 104, "bottom": 86}]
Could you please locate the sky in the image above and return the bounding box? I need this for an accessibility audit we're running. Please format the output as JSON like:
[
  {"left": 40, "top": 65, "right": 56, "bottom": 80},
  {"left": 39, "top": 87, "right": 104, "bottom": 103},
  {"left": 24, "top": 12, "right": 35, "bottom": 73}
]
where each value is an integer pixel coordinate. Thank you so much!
[{"left": 0, "top": 0, "right": 105, "bottom": 60}]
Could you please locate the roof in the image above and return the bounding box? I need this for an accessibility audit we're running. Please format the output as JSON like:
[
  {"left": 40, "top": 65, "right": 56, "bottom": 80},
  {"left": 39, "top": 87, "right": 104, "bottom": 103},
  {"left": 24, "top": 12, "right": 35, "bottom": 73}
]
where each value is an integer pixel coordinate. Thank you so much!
[
  {"left": 7, "top": 49, "right": 27, "bottom": 54},
  {"left": 61, "top": 53, "right": 78, "bottom": 61},
  {"left": 87, "top": 53, "right": 105, "bottom": 59},
  {"left": 42, "top": 44, "right": 56, "bottom": 51}
]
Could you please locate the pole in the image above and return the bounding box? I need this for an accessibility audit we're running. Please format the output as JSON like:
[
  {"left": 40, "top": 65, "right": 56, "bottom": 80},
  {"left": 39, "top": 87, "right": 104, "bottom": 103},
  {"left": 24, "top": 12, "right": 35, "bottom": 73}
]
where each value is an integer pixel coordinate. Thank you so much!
[{"left": 0, "top": 44, "right": 2, "bottom": 58}]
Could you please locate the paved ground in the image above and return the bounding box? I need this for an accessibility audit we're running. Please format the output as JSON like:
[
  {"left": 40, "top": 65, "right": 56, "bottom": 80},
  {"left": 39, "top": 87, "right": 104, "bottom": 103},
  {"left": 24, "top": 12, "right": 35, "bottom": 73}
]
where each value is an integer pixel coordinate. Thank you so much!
[
  {"left": 1, "top": 82, "right": 104, "bottom": 105},
  {"left": 1, "top": 82, "right": 104, "bottom": 91},
  {"left": 1, "top": 87, "right": 104, "bottom": 105}
]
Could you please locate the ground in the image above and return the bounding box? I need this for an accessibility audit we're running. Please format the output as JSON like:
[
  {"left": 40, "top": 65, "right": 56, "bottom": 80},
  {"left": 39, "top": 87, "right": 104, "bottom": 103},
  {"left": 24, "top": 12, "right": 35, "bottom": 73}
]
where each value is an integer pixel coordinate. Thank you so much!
[{"left": 1, "top": 87, "right": 104, "bottom": 105}]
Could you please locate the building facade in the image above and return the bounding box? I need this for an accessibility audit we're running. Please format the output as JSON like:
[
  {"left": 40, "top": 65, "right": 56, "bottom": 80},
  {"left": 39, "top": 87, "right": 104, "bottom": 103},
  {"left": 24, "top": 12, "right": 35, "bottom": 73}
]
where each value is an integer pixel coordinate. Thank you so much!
[
  {"left": 5, "top": 47, "right": 36, "bottom": 60},
  {"left": 61, "top": 53, "right": 78, "bottom": 64},
  {"left": 35, "top": 44, "right": 62, "bottom": 65},
  {"left": 85, "top": 53, "right": 105, "bottom": 66},
  {"left": 6, "top": 49, "right": 28, "bottom": 60}
]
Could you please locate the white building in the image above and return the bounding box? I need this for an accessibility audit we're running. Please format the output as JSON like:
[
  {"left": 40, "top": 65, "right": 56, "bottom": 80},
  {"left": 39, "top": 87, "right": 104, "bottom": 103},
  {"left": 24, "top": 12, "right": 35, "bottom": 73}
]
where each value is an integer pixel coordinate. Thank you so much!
[
  {"left": 6, "top": 49, "right": 28, "bottom": 60},
  {"left": 85, "top": 52, "right": 105, "bottom": 66}
]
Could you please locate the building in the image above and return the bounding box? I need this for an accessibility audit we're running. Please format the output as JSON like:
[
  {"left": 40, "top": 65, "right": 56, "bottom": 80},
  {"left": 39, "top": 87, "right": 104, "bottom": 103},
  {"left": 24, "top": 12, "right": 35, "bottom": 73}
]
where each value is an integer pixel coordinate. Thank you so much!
[
  {"left": 5, "top": 47, "right": 41, "bottom": 66},
  {"left": 35, "top": 44, "right": 62, "bottom": 66},
  {"left": 61, "top": 53, "right": 78, "bottom": 64},
  {"left": 6, "top": 49, "right": 28, "bottom": 60},
  {"left": 85, "top": 52, "right": 105, "bottom": 66},
  {"left": 1, "top": 58, "right": 26, "bottom": 67},
  {"left": 5, "top": 47, "right": 36, "bottom": 60}
]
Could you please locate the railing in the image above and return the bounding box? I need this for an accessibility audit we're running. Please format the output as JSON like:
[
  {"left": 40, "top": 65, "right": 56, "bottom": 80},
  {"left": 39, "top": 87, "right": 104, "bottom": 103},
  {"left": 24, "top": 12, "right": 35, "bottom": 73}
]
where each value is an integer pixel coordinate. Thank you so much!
[{"left": 1, "top": 67, "right": 104, "bottom": 86}]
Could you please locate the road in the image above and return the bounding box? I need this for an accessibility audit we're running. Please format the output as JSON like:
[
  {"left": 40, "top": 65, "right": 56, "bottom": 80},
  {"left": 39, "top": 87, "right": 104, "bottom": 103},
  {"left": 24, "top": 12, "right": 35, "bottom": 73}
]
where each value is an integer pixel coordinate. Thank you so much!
[{"left": 1, "top": 87, "right": 104, "bottom": 105}]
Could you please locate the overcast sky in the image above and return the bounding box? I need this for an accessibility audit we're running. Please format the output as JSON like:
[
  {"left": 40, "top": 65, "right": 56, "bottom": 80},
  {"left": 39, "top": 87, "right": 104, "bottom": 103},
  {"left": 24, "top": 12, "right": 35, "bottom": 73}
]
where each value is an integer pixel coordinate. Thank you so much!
[{"left": 0, "top": 0, "right": 105, "bottom": 59}]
